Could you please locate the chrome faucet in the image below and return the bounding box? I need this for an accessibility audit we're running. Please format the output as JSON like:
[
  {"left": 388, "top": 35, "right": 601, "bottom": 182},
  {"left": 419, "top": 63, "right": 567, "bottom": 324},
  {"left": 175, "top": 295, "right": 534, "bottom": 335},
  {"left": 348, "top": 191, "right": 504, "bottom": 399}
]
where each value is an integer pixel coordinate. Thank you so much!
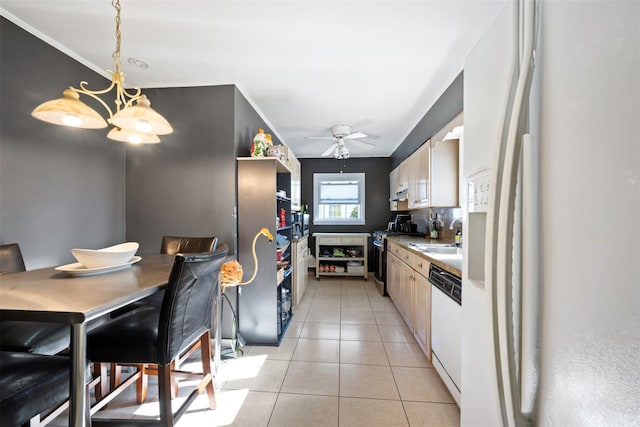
[{"left": 449, "top": 216, "right": 463, "bottom": 230}]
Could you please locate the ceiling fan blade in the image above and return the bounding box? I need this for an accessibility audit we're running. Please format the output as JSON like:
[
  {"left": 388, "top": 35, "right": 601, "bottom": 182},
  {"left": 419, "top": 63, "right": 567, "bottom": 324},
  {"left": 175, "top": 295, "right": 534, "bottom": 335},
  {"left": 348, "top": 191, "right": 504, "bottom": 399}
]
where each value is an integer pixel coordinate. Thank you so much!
[
  {"left": 344, "top": 132, "right": 368, "bottom": 139},
  {"left": 350, "top": 139, "right": 375, "bottom": 149},
  {"left": 322, "top": 142, "right": 338, "bottom": 156},
  {"left": 306, "top": 136, "right": 337, "bottom": 140}
]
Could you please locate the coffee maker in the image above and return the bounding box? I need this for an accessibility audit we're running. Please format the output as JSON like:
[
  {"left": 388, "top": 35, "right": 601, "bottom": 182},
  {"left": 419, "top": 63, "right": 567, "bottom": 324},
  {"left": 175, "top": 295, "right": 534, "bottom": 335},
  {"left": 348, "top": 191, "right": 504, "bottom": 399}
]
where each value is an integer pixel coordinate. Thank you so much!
[
  {"left": 388, "top": 214, "right": 412, "bottom": 232},
  {"left": 292, "top": 212, "right": 309, "bottom": 238}
]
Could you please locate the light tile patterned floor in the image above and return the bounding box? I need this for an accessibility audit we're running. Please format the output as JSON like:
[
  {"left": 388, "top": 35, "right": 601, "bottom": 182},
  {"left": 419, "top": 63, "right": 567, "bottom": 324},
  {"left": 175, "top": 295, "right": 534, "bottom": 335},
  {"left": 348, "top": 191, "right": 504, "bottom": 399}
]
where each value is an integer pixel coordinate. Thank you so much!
[{"left": 53, "top": 273, "right": 459, "bottom": 426}]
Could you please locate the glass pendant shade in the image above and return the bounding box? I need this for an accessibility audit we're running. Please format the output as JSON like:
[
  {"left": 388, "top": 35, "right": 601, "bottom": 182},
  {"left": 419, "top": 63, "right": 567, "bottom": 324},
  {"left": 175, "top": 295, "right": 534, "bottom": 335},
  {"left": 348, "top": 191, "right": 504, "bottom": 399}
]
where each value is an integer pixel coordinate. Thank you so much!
[
  {"left": 107, "top": 127, "right": 160, "bottom": 144},
  {"left": 111, "top": 95, "right": 173, "bottom": 135},
  {"left": 31, "top": 89, "right": 108, "bottom": 129}
]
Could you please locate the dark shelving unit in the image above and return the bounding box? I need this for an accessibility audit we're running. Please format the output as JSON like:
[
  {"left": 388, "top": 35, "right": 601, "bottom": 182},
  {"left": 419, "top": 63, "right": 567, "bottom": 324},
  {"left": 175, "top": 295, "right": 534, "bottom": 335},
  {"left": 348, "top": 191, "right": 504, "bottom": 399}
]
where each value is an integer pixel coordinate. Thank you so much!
[{"left": 237, "top": 157, "right": 293, "bottom": 345}]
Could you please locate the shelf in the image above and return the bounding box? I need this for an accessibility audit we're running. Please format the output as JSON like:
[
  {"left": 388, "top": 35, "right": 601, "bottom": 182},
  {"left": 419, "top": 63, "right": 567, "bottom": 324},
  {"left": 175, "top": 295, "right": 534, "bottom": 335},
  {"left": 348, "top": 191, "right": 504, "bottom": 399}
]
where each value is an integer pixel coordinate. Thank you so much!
[
  {"left": 277, "top": 267, "right": 293, "bottom": 286},
  {"left": 314, "top": 233, "right": 368, "bottom": 281},
  {"left": 238, "top": 156, "right": 293, "bottom": 345},
  {"left": 317, "top": 272, "right": 366, "bottom": 277}
]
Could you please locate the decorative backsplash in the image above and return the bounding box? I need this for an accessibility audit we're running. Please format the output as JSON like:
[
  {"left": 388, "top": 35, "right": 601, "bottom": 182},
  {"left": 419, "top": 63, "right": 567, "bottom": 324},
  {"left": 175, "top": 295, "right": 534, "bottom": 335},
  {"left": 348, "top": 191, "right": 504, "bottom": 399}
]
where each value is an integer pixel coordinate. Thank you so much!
[{"left": 409, "top": 207, "right": 463, "bottom": 244}]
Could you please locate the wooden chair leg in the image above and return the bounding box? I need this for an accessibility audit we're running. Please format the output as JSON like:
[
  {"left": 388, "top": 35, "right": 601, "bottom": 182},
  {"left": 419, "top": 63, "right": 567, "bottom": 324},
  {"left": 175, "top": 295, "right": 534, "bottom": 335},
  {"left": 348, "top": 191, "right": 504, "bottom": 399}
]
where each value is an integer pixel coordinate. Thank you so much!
[
  {"left": 171, "top": 360, "right": 178, "bottom": 399},
  {"left": 158, "top": 364, "right": 174, "bottom": 427},
  {"left": 92, "top": 362, "right": 109, "bottom": 401},
  {"left": 200, "top": 330, "right": 216, "bottom": 409},
  {"left": 109, "top": 363, "right": 122, "bottom": 390},
  {"left": 135, "top": 364, "right": 148, "bottom": 404}
]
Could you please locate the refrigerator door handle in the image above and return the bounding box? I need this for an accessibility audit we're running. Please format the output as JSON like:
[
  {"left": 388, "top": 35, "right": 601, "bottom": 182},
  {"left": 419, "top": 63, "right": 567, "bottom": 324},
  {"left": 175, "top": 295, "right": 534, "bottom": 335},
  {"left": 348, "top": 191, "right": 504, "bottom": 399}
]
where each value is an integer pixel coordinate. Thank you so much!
[
  {"left": 492, "top": 0, "right": 538, "bottom": 426},
  {"left": 521, "top": 133, "right": 539, "bottom": 415}
]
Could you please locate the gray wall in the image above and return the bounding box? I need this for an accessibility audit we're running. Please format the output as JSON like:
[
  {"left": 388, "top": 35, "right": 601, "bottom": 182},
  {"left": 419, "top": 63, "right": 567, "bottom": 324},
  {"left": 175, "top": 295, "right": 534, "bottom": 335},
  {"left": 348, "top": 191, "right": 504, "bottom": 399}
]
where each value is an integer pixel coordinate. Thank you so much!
[
  {"left": 124, "top": 84, "right": 284, "bottom": 255},
  {"left": 125, "top": 85, "right": 238, "bottom": 254},
  {"left": 124, "top": 84, "right": 282, "bottom": 338},
  {"left": 391, "top": 72, "right": 464, "bottom": 169},
  {"left": 300, "top": 157, "right": 392, "bottom": 270},
  {"left": 0, "top": 17, "right": 126, "bottom": 269}
]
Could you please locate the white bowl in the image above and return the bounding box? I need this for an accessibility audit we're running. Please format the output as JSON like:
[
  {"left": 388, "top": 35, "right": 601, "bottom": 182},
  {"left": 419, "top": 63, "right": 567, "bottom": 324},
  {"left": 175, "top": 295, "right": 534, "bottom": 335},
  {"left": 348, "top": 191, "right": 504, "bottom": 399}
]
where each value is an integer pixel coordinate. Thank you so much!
[{"left": 71, "top": 242, "right": 139, "bottom": 269}]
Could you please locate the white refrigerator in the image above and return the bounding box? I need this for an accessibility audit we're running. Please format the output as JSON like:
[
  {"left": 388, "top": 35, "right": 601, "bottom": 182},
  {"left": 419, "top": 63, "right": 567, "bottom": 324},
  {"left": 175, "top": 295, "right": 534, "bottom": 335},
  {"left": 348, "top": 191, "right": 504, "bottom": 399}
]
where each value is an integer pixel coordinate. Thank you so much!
[{"left": 462, "top": 0, "right": 639, "bottom": 426}]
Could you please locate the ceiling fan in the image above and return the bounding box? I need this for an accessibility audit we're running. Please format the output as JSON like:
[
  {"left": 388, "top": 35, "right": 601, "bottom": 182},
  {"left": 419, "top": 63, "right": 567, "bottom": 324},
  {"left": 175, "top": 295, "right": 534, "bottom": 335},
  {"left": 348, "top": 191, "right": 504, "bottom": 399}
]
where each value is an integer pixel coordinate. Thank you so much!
[{"left": 307, "top": 124, "right": 375, "bottom": 159}]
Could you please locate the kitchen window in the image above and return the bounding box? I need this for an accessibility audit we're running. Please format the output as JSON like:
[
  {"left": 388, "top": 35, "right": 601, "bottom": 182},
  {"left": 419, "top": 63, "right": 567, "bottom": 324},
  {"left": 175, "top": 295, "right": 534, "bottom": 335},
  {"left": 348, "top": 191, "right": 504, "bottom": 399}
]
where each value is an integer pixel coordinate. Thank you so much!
[{"left": 313, "top": 173, "right": 365, "bottom": 225}]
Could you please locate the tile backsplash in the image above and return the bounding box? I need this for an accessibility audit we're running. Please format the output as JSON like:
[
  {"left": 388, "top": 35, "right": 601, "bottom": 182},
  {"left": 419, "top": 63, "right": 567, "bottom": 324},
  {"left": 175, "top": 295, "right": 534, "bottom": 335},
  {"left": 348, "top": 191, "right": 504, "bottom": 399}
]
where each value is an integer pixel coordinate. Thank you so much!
[{"left": 408, "top": 207, "right": 463, "bottom": 244}]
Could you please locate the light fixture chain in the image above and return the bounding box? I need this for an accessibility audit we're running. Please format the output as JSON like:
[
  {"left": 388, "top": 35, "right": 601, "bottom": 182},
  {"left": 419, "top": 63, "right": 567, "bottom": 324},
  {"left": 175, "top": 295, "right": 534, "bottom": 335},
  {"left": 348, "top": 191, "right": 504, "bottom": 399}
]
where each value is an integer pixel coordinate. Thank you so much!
[{"left": 112, "top": 0, "right": 121, "bottom": 72}]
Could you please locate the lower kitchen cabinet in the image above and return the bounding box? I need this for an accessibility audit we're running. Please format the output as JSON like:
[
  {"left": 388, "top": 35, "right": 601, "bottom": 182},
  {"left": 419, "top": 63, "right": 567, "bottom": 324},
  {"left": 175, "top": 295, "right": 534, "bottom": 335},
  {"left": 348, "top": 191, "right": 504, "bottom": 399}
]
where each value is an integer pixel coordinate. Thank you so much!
[
  {"left": 398, "top": 260, "right": 414, "bottom": 327},
  {"left": 413, "top": 269, "right": 431, "bottom": 356},
  {"left": 386, "top": 241, "right": 432, "bottom": 362},
  {"left": 292, "top": 235, "right": 308, "bottom": 306}
]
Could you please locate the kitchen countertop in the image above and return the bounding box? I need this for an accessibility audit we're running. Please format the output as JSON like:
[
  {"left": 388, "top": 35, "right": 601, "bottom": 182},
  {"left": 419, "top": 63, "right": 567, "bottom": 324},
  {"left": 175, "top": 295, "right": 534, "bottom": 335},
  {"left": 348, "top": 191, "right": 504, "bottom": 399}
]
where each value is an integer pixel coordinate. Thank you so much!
[{"left": 385, "top": 235, "right": 462, "bottom": 277}]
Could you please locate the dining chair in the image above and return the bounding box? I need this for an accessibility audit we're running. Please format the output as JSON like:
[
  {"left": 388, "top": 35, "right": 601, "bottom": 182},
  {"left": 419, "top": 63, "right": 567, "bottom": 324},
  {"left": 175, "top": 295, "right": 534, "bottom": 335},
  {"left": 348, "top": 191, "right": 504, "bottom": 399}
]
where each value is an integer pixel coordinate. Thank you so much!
[
  {"left": 87, "top": 247, "right": 228, "bottom": 426},
  {"left": 0, "top": 351, "right": 92, "bottom": 426},
  {"left": 0, "top": 243, "right": 72, "bottom": 356},
  {"left": 160, "top": 235, "right": 218, "bottom": 255},
  {"left": 105, "top": 235, "right": 219, "bottom": 400},
  {"left": 0, "top": 243, "right": 25, "bottom": 274},
  {"left": 110, "top": 235, "right": 218, "bottom": 316}
]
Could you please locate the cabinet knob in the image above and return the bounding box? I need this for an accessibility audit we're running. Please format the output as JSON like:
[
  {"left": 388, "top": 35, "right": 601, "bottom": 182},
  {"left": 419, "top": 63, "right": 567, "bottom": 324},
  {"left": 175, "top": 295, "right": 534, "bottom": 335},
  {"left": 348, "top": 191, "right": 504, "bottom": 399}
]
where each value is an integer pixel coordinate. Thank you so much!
[{"left": 418, "top": 262, "right": 422, "bottom": 268}]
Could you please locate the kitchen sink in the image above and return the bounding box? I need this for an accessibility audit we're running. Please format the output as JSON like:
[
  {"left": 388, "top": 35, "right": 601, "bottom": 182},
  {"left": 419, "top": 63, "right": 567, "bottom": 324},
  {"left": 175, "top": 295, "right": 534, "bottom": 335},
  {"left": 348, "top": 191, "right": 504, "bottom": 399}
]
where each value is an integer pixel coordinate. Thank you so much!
[
  {"left": 423, "top": 246, "right": 460, "bottom": 255},
  {"left": 409, "top": 243, "right": 455, "bottom": 250}
]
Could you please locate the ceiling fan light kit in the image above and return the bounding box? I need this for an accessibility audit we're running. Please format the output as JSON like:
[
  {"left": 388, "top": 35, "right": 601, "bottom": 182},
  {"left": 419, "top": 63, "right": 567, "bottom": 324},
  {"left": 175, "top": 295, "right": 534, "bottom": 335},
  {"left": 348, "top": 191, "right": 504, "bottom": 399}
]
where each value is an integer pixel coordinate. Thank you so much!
[
  {"left": 309, "top": 123, "right": 375, "bottom": 158},
  {"left": 31, "top": 0, "right": 172, "bottom": 144}
]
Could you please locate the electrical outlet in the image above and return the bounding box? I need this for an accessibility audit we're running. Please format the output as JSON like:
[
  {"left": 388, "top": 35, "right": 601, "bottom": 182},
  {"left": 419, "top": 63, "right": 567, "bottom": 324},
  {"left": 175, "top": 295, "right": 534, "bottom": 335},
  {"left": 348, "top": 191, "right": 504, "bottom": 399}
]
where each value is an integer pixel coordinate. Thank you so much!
[{"left": 437, "top": 211, "right": 445, "bottom": 227}]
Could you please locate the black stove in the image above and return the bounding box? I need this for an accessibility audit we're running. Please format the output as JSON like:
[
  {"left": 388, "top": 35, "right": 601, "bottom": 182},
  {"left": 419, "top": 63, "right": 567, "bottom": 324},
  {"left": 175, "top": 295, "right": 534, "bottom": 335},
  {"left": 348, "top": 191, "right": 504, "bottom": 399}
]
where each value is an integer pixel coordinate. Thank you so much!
[{"left": 372, "top": 229, "right": 425, "bottom": 296}]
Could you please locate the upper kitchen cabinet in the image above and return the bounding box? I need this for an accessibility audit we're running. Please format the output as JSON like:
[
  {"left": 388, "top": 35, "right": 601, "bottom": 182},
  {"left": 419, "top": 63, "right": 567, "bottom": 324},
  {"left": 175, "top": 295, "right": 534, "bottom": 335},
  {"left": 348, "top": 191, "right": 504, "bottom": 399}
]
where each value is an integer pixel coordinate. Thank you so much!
[
  {"left": 391, "top": 112, "right": 462, "bottom": 209},
  {"left": 389, "top": 166, "right": 409, "bottom": 211},
  {"left": 408, "top": 143, "right": 430, "bottom": 209},
  {"left": 398, "top": 160, "right": 409, "bottom": 196},
  {"left": 429, "top": 112, "right": 463, "bottom": 207},
  {"left": 282, "top": 147, "right": 301, "bottom": 211}
]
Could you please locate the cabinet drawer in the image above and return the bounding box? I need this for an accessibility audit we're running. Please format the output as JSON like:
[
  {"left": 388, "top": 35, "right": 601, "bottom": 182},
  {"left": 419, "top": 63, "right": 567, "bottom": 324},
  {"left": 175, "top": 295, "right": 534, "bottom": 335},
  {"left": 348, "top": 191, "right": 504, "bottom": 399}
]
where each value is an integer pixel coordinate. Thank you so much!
[
  {"left": 412, "top": 255, "right": 430, "bottom": 278},
  {"left": 342, "top": 237, "right": 364, "bottom": 245},
  {"left": 399, "top": 248, "right": 414, "bottom": 265},
  {"left": 387, "top": 242, "right": 400, "bottom": 256},
  {"left": 318, "top": 237, "right": 342, "bottom": 245}
]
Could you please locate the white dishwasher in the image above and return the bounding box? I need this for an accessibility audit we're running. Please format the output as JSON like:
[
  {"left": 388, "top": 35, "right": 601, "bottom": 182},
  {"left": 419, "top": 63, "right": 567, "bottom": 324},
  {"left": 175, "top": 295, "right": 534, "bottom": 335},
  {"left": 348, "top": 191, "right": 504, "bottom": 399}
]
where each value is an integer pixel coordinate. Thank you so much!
[{"left": 429, "top": 264, "right": 462, "bottom": 405}]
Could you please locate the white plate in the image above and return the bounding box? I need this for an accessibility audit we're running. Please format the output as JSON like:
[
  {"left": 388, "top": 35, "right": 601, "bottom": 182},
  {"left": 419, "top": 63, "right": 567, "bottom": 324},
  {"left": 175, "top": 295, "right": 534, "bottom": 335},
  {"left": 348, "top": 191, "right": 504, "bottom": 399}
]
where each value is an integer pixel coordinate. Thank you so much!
[{"left": 55, "top": 256, "right": 142, "bottom": 277}]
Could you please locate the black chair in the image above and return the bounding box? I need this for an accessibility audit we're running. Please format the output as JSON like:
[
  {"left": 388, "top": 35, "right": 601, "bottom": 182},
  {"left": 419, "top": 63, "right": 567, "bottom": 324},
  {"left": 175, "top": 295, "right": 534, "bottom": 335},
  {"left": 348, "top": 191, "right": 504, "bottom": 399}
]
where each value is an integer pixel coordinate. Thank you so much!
[
  {"left": 110, "top": 236, "right": 218, "bottom": 316},
  {"left": 105, "top": 235, "right": 219, "bottom": 400},
  {"left": 87, "top": 247, "right": 228, "bottom": 426},
  {"left": 0, "top": 243, "right": 25, "bottom": 274},
  {"left": 0, "top": 351, "right": 83, "bottom": 426},
  {"left": 0, "top": 243, "right": 72, "bottom": 356},
  {"left": 160, "top": 236, "right": 218, "bottom": 255}
]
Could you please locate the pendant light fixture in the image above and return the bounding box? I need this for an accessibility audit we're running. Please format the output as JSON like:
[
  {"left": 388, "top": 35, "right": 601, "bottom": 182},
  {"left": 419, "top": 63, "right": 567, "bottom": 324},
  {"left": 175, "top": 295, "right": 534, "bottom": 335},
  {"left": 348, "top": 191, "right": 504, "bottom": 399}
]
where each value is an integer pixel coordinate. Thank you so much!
[{"left": 31, "top": 0, "right": 172, "bottom": 144}]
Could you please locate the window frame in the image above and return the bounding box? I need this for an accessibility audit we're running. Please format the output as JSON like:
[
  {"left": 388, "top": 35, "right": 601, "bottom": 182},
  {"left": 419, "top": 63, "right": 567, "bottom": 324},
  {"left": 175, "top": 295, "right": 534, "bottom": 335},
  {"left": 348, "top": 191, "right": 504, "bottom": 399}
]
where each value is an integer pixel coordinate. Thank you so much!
[{"left": 312, "top": 172, "right": 365, "bottom": 226}]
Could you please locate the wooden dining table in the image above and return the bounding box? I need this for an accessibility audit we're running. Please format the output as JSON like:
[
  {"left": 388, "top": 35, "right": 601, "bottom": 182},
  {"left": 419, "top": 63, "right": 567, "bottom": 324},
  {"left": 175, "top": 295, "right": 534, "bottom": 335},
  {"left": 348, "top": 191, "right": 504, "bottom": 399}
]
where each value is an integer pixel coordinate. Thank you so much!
[{"left": 0, "top": 253, "right": 176, "bottom": 427}]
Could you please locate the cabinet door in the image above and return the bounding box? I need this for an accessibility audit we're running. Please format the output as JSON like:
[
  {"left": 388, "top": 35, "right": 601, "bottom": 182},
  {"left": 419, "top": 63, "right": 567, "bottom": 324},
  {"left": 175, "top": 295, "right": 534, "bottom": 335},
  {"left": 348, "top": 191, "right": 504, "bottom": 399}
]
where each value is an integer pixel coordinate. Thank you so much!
[
  {"left": 398, "top": 160, "right": 409, "bottom": 193},
  {"left": 389, "top": 168, "right": 399, "bottom": 211},
  {"left": 294, "top": 237, "right": 308, "bottom": 305},
  {"left": 407, "top": 151, "right": 419, "bottom": 209},
  {"left": 430, "top": 139, "right": 459, "bottom": 207},
  {"left": 416, "top": 143, "right": 430, "bottom": 208},
  {"left": 387, "top": 253, "right": 398, "bottom": 303},
  {"left": 399, "top": 260, "right": 415, "bottom": 328},
  {"left": 291, "top": 158, "right": 301, "bottom": 211},
  {"left": 413, "top": 271, "right": 431, "bottom": 359}
]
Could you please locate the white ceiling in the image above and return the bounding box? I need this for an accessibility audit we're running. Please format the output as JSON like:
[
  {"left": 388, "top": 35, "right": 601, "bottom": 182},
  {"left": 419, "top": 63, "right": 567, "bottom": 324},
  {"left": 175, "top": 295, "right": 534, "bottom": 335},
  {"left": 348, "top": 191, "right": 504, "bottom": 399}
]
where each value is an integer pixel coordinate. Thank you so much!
[{"left": 1, "top": 1, "right": 505, "bottom": 158}]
